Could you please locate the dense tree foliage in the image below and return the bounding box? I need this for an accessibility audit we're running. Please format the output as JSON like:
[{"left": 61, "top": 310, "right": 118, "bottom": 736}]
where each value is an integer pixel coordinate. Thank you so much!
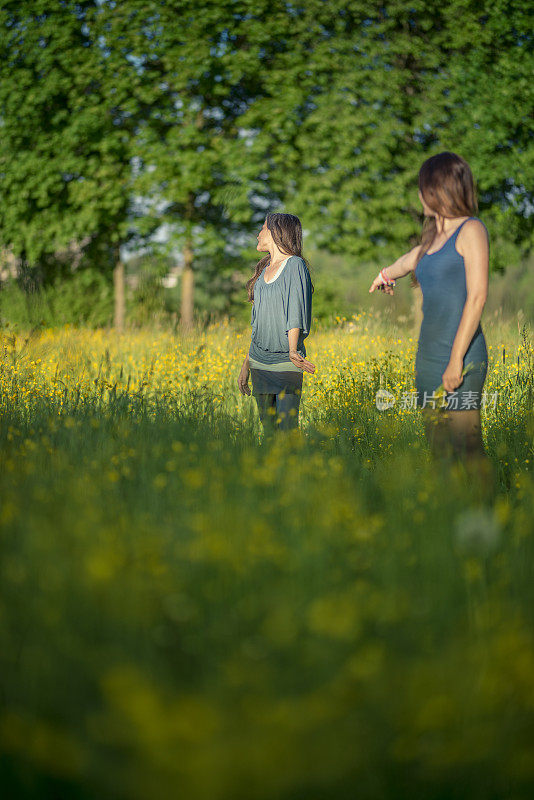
[{"left": 0, "top": 0, "right": 531, "bottom": 326}]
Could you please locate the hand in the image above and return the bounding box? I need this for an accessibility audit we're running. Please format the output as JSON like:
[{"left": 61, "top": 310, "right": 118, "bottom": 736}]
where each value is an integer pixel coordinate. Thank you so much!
[
  {"left": 369, "top": 270, "right": 395, "bottom": 295},
  {"left": 442, "top": 359, "right": 464, "bottom": 393},
  {"left": 237, "top": 360, "right": 251, "bottom": 395},
  {"left": 289, "top": 349, "right": 316, "bottom": 374}
]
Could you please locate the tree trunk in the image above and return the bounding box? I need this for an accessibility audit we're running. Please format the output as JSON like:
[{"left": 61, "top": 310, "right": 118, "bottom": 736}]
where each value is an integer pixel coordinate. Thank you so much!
[
  {"left": 114, "top": 258, "right": 125, "bottom": 333},
  {"left": 181, "top": 239, "right": 194, "bottom": 330}
]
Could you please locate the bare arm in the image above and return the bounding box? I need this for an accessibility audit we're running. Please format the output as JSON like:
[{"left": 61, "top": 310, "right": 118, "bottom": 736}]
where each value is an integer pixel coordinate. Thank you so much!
[
  {"left": 385, "top": 245, "right": 423, "bottom": 279},
  {"left": 369, "top": 245, "right": 422, "bottom": 293},
  {"left": 238, "top": 352, "right": 251, "bottom": 395},
  {"left": 449, "top": 220, "right": 489, "bottom": 366},
  {"left": 440, "top": 220, "right": 489, "bottom": 394},
  {"left": 288, "top": 327, "right": 315, "bottom": 374},
  {"left": 287, "top": 328, "right": 301, "bottom": 353}
]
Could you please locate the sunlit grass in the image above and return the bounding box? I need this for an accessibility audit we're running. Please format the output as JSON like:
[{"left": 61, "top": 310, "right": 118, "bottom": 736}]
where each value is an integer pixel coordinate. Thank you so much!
[{"left": 0, "top": 312, "right": 533, "bottom": 799}]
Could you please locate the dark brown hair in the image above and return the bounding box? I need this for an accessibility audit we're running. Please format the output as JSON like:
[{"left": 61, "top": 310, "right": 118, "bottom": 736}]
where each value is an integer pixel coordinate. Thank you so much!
[
  {"left": 411, "top": 152, "right": 478, "bottom": 288},
  {"left": 246, "top": 212, "right": 314, "bottom": 302}
]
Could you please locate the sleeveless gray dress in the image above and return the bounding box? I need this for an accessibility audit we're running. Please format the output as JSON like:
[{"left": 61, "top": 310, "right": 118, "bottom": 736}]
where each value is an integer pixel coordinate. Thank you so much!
[{"left": 414, "top": 217, "right": 488, "bottom": 411}]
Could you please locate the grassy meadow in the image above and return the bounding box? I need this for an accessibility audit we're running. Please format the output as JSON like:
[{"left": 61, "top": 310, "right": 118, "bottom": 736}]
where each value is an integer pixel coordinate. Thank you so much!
[{"left": 1, "top": 309, "right": 533, "bottom": 800}]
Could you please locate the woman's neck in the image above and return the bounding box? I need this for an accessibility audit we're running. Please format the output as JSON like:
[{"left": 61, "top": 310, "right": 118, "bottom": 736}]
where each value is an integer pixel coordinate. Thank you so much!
[
  {"left": 268, "top": 247, "right": 290, "bottom": 266},
  {"left": 434, "top": 215, "right": 470, "bottom": 235}
]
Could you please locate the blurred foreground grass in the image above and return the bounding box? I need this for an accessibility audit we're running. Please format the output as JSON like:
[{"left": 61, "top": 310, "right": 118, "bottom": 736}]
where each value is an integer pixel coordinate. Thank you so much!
[{"left": 1, "top": 311, "right": 533, "bottom": 800}]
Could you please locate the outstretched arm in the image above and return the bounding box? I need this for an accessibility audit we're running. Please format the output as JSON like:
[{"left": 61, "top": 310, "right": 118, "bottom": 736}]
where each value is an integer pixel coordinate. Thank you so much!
[{"left": 369, "top": 245, "right": 422, "bottom": 293}]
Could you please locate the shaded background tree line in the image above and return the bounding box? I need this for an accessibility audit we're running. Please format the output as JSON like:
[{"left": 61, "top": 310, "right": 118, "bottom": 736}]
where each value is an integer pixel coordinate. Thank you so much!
[{"left": 0, "top": 0, "right": 532, "bottom": 332}]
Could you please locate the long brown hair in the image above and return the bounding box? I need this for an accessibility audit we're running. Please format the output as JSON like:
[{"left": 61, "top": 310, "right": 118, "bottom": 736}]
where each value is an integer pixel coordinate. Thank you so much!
[
  {"left": 411, "top": 152, "right": 478, "bottom": 288},
  {"left": 246, "top": 212, "right": 314, "bottom": 302}
]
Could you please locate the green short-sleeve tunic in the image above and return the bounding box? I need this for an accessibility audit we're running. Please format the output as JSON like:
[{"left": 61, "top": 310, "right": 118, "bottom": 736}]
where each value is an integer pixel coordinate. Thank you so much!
[{"left": 248, "top": 255, "right": 313, "bottom": 395}]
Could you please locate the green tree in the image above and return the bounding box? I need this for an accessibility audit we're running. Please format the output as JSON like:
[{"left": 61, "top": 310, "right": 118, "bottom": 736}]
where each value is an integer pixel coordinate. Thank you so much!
[
  {"left": 241, "top": 0, "right": 533, "bottom": 265},
  {"left": 441, "top": 0, "right": 534, "bottom": 261},
  {"left": 0, "top": 0, "right": 155, "bottom": 331},
  {"left": 1, "top": 0, "right": 531, "bottom": 333},
  {"left": 128, "top": 0, "right": 285, "bottom": 330}
]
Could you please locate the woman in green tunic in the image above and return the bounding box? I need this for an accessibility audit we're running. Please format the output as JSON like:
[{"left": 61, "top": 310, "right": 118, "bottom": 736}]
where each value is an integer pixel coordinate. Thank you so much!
[{"left": 237, "top": 212, "right": 315, "bottom": 433}]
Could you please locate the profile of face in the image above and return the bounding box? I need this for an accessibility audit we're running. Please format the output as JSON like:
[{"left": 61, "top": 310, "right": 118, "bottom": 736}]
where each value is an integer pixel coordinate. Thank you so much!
[{"left": 256, "top": 219, "right": 273, "bottom": 252}]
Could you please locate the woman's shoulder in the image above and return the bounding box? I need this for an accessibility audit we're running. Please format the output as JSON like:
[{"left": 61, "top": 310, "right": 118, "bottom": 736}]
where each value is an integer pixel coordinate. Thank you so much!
[
  {"left": 461, "top": 216, "right": 488, "bottom": 233},
  {"left": 455, "top": 217, "right": 489, "bottom": 258},
  {"left": 284, "top": 256, "right": 312, "bottom": 288},
  {"left": 285, "top": 255, "right": 309, "bottom": 272},
  {"left": 458, "top": 216, "right": 489, "bottom": 243}
]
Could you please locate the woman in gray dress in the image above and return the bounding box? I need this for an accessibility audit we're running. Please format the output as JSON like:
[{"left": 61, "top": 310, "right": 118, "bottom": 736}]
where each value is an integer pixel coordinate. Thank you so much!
[
  {"left": 237, "top": 212, "right": 315, "bottom": 433},
  {"left": 369, "top": 152, "right": 492, "bottom": 473}
]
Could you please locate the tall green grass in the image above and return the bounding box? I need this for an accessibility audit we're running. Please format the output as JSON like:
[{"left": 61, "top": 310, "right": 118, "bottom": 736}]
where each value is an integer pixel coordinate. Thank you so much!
[{"left": 0, "top": 319, "right": 533, "bottom": 800}]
